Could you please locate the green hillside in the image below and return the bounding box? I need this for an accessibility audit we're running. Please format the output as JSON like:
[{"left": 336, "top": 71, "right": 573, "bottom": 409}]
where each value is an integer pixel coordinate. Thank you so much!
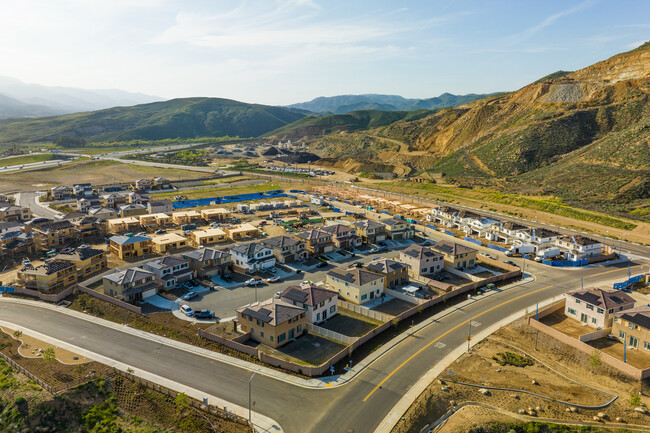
[
  {"left": 0, "top": 97, "right": 306, "bottom": 144},
  {"left": 266, "top": 109, "right": 435, "bottom": 139}
]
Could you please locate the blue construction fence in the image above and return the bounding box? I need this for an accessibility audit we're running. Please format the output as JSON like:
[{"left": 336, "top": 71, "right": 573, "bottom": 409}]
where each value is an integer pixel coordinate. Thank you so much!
[
  {"left": 463, "top": 236, "right": 482, "bottom": 246},
  {"left": 613, "top": 275, "right": 643, "bottom": 290},
  {"left": 331, "top": 207, "right": 341, "bottom": 212},
  {"left": 382, "top": 210, "right": 390, "bottom": 215},
  {"left": 444, "top": 230, "right": 455, "bottom": 237},
  {"left": 487, "top": 244, "right": 508, "bottom": 253},
  {"left": 172, "top": 190, "right": 294, "bottom": 209},
  {"left": 542, "top": 259, "right": 589, "bottom": 267},
  {"left": 426, "top": 224, "right": 436, "bottom": 230}
]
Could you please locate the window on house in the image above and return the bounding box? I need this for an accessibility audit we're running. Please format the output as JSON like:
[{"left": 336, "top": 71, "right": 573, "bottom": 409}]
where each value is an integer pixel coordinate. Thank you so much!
[
  {"left": 575, "top": 299, "right": 580, "bottom": 304},
  {"left": 614, "top": 317, "right": 619, "bottom": 323},
  {"left": 591, "top": 317, "right": 597, "bottom": 324},
  {"left": 277, "top": 333, "right": 286, "bottom": 343},
  {"left": 644, "top": 342, "right": 650, "bottom": 351},
  {"left": 619, "top": 331, "right": 626, "bottom": 339},
  {"left": 597, "top": 308, "right": 603, "bottom": 314},
  {"left": 361, "top": 294, "right": 366, "bottom": 300},
  {"left": 260, "top": 332, "right": 264, "bottom": 338},
  {"left": 586, "top": 304, "right": 593, "bottom": 311},
  {"left": 270, "top": 336, "right": 273, "bottom": 342},
  {"left": 330, "top": 306, "right": 335, "bottom": 313},
  {"left": 567, "top": 307, "right": 577, "bottom": 316}
]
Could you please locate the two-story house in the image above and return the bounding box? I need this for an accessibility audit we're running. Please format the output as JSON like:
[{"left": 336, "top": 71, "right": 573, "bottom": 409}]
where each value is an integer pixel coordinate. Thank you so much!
[
  {"left": 494, "top": 221, "right": 529, "bottom": 244},
  {"left": 353, "top": 219, "right": 386, "bottom": 244},
  {"left": 612, "top": 306, "right": 650, "bottom": 351},
  {"left": 102, "top": 268, "right": 160, "bottom": 302},
  {"left": 151, "top": 233, "right": 188, "bottom": 253},
  {"left": 230, "top": 242, "right": 275, "bottom": 272},
  {"left": 89, "top": 207, "right": 118, "bottom": 219},
  {"left": 565, "top": 287, "right": 635, "bottom": 329},
  {"left": 261, "top": 236, "right": 308, "bottom": 263},
  {"left": 378, "top": 218, "right": 414, "bottom": 240},
  {"left": 16, "top": 261, "right": 78, "bottom": 292},
  {"left": 143, "top": 256, "right": 193, "bottom": 289},
  {"left": 236, "top": 298, "right": 307, "bottom": 348},
  {"left": 101, "top": 193, "right": 126, "bottom": 209},
  {"left": 0, "top": 204, "right": 31, "bottom": 222},
  {"left": 182, "top": 248, "right": 232, "bottom": 278},
  {"left": 148, "top": 199, "right": 174, "bottom": 214},
  {"left": 135, "top": 179, "right": 153, "bottom": 191},
  {"left": 153, "top": 177, "right": 171, "bottom": 189},
  {"left": 556, "top": 235, "right": 603, "bottom": 261},
  {"left": 77, "top": 197, "right": 102, "bottom": 213},
  {"left": 54, "top": 246, "right": 107, "bottom": 281},
  {"left": 516, "top": 228, "right": 561, "bottom": 249},
  {"left": 280, "top": 284, "right": 338, "bottom": 323},
  {"left": 326, "top": 267, "right": 384, "bottom": 305},
  {"left": 399, "top": 245, "right": 445, "bottom": 278},
  {"left": 109, "top": 235, "right": 152, "bottom": 259},
  {"left": 128, "top": 192, "right": 150, "bottom": 205},
  {"left": 50, "top": 185, "right": 73, "bottom": 200},
  {"left": 322, "top": 224, "right": 362, "bottom": 250},
  {"left": 119, "top": 203, "right": 148, "bottom": 217},
  {"left": 432, "top": 241, "right": 477, "bottom": 269},
  {"left": 364, "top": 258, "right": 409, "bottom": 289},
  {"left": 30, "top": 220, "right": 77, "bottom": 250},
  {"left": 295, "top": 229, "right": 335, "bottom": 255},
  {"left": 73, "top": 183, "right": 93, "bottom": 197}
]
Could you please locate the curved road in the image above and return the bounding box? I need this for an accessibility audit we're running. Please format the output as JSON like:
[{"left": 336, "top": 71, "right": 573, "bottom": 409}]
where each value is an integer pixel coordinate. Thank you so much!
[{"left": 1, "top": 260, "right": 646, "bottom": 433}]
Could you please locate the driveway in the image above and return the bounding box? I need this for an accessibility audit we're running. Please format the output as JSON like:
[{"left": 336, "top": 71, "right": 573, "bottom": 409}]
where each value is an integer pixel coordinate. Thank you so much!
[{"left": 142, "top": 294, "right": 177, "bottom": 310}]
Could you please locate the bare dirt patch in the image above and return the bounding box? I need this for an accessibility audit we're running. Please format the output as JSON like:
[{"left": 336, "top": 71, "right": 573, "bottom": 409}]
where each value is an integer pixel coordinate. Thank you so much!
[{"left": 0, "top": 325, "right": 90, "bottom": 364}]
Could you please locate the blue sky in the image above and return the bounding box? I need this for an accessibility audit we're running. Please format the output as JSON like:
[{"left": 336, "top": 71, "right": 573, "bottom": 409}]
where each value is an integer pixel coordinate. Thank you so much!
[{"left": 1, "top": 0, "right": 648, "bottom": 105}]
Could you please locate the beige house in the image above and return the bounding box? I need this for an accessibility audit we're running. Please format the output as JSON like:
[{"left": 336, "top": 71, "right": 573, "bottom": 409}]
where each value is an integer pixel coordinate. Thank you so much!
[
  {"left": 54, "top": 246, "right": 107, "bottom": 281},
  {"left": 108, "top": 217, "right": 141, "bottom": 233},
  {"left": 236, "top": 298, "right": 307, "bottom": 348},
  {"left": 613, "top": 306, "right": 650, "bottom": 351},
  {"left": 151, "top": 233, "right": 188, "bottom": 253},
  {"left": 135, "top": 179, "right": 153, "bottom": 190},
  {"left": 171, "top": 210, "right": 202, "bottom": 225},
  {"left": 565, "top": 288, "right": 635, "bottom": 329},
  {"left": 326, "top": 267, "right": 384, "bottom": 305},
  {"left": 16, "top": 261, "right": 78, "bottom": 292},
  {"left": 109, "top": 235, "right": 152, "bottom": 260},
  {"left": 364, "top": 258, "right": 409, "bottom": 289},
  {"left": 191, "top": 228, "right": 228, "bottom": 246},
  {"left": 139, "top": 213, "right": 172, "bottom": 227},
  {"left": 0, "top": 205, "right": 31, "bottom": 222},
  {"left": 200, "top": 208, "right": 231, "bottom": 221},
  {"left": 182, "top": 248, "right": 232, "bottom": 278},
  {"left": 379, "top": 218, "right": 414, "bottom": 240},
  {"left": 399, "top": 245, "right": 444, "bottom": 278},
  {"left": 225, "top": 223, "right": 259, "bottom": 241},
  {"left": 119, "top": 204, "right": 148, "bottom": 217},
  {"left": 432, "top": 241, "right": 477, "bottom": 269}
]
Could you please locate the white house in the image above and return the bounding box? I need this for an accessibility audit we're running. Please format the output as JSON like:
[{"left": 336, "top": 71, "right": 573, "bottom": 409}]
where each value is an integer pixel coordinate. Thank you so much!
[
  {"left": 229, "top": 242, "right": 275, "bottom": 272},
  {"left": 515, "top": 228, "right": 561, "bottom": 249},
  {"left": 279, "top": 284, "right": 338, "bottom": 324},
  {"left": 142, "top": 256, "right": 193, "bottom": 289},
  {"left": 556, "top": 235, "right": 602, "bottom": 261},
  {"left": 564, "top": 287, "right": 635, "bottom": 329}
]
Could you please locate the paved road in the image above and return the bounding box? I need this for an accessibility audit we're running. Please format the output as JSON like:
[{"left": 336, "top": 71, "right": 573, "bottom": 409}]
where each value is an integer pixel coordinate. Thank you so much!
[
  {"left": 1, "top": 259, "right": 647, "bottom": 433},
  {"left": 16, "top": 191, "right": 62, "bottom": 220}
]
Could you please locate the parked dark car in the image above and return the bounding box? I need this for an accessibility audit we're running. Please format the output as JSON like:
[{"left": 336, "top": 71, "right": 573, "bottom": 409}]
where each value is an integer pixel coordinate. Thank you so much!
[
  {"left": 504, "top": 260, "right": 519, "bottom": 267},
  {"left": 316, "top": 261, "right": 328, "bottom": 268},
  {"left": 194, "top": 310, "right": 214, "bottom": 319}
]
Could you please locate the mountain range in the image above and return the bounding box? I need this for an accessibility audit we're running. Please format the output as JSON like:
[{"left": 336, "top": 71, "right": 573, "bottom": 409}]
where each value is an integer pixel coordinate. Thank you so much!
[
  {"left": 0, "top": 76, "right": 162, "bottom": 118},
  {"left": 286, "top": 93, "right": 496, "bottom": 114}
]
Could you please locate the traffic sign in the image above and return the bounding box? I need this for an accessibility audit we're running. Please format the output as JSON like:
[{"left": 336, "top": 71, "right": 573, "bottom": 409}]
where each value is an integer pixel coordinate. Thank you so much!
[{"left": 467, "top": 336, "right": 471, "bottom": 341}]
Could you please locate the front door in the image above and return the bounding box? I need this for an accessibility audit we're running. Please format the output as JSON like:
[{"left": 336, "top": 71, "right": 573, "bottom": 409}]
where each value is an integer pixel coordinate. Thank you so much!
[
  {"left": 288, "top": 329, "right": 295, "bottom": 340},
  {"left": 580, "top": 313, "right": 588, "bottom": 323},
  {"left": 370, "top": 291, "right": 374, "bottom": 299},
  {"left": 322, "top": 310, "right": 327, "bottom": 320}
]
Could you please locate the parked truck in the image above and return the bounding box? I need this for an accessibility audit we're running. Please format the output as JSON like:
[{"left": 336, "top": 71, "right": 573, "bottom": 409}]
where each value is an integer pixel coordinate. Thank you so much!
[
  {"left": 535, "top": 247, "right": 562, "bottom": 262},
  {"left": 180, "top": 224, "right": 197, "bottom": 231},
  {"left": 505, "top": 244, "right": 536, "bottom": 256}
]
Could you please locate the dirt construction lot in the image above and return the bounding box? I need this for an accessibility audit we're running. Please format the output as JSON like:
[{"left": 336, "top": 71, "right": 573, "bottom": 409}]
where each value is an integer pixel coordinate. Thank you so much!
[
  {"left": 391, "top": 319, "right": 650, "bottom": 433},
  {"left": 0, "top": 160, "right": 206, "bottom": 193}
]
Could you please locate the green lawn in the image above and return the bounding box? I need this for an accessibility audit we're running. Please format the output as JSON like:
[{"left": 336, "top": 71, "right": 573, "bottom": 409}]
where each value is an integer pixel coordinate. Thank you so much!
[{"left": 0, "top": 153, "right": 54, "bottom": 166}]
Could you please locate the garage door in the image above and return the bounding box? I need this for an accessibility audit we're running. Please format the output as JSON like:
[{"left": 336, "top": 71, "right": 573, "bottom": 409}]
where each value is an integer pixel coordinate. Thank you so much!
[{"left": 142, "top": 288, "right": 158, "bottom": 299}]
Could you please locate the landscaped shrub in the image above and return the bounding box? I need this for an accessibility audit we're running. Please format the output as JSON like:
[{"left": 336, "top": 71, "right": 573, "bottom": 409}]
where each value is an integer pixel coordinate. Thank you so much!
[{"left": 492, "top": 352, "right": 534, "bottom": 367}]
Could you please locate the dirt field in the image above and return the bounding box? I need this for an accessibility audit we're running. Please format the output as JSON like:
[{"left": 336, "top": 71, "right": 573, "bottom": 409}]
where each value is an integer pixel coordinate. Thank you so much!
[
  {"left": 0, "top": 160, "right": 207, "bottom": 193},
  {"left": 392, "top": 319, "right": 650, "bottom": 433}
]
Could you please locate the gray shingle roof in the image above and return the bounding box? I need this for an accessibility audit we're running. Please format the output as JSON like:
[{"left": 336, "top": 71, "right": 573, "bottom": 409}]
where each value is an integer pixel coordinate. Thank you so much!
[
  {"left": 110, "top": 235, "right": 151, "bottom": 245},
  {"left": 104, "top": 268, "right": 155, "bottom": 285},
  {"left": 364, "top": 258, "right": 408, "bottom": 275},
  {"left": 182, "top": 248, "right": 229, "bottom": 262},
  {"left": 401, "top": 245, "right": 443, "bottom": 260},
  {"left": 261, "top": 236, "right": 301, "bottom": 249},
  {"left": 433, "top": 241, "right": 477, "bottom": 256},
  {"left": 327, "top": 267, "right": 383, "bottom": 286},
  {"left": 280, "top": 284, "right": 337, "bottom": 307},
  {"left": 20, "top": 260, "right": 75, "bottom": 276},
  {"left": 614, "top": 306, "right": 650, "bottom": 330},
  {"left": 567, "top": 288, "right": 635, "bottom": 309},
  {"left": 236, "top": 298, "right": 305, "bottom": 326},
  {"left": 353, "top": 219, "right": 384, "bottom": 230}
]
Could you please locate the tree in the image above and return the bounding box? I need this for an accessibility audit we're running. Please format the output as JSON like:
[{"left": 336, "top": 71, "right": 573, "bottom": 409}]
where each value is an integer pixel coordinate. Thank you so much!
[
  {"left": 55, "top": 135, "right": 87, "bottom": 148},
  {"left": 629, "top": 392, "right": 641, "bottom": 408},
  {"left": 175, "top": 392, "right": 190, "bottom": 413},
  {"left": 42, "top": 347, "right": 55, "bottom": 362}
]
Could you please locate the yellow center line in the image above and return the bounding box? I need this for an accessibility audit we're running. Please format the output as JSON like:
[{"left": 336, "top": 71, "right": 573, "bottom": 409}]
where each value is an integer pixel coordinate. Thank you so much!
[
  {"left": 362, "top": 285, "right": 553, "bottom": 402},
  {"left": 587, "top": 264, "right": 644, "bottom": 278}
]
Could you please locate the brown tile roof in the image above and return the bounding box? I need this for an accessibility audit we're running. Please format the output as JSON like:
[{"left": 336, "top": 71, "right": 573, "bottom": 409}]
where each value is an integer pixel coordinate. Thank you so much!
[
  {"left": 280, "top": 284, "right": 337, "bottom": 307},
  {"left": 327, "top": 267, "right": 383, "bottom": 286},
  {"left": 236, "top": 298, "right": 305, "bottom": 326}
]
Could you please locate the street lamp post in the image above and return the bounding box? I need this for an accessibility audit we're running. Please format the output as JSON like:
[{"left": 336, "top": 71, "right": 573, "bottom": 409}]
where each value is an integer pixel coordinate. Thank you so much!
[{"left": 248, "top": 371, "right": 257, "bottom": 423}]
